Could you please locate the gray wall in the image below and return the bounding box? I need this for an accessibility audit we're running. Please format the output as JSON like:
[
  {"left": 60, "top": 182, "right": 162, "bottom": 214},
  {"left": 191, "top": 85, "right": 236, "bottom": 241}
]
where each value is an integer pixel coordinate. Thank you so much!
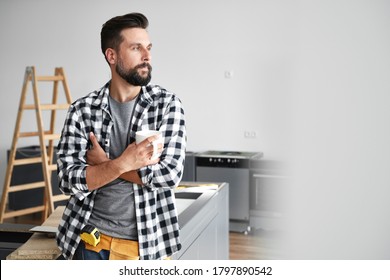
[{"left": 1, "top": 0, "right": 390, "bottom": 259}]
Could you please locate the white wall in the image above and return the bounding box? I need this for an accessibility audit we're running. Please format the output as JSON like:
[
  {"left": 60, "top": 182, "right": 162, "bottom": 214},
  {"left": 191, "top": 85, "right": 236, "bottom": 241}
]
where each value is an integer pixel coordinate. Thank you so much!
[
  {"left": 1, "top": 0, "right": 390, "bottom": 259},
  {"left": 286, "top": 0, "right": 390, "bottom": 259},
  {"left": 0, "top": 0, "right": 294, "bottom": 187}
]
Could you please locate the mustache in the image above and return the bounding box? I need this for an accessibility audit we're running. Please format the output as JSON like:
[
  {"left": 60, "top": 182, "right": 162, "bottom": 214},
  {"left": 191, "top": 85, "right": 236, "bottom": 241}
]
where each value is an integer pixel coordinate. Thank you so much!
[{"left": 135, "top": 62, "right": 152, "bottom": 71}]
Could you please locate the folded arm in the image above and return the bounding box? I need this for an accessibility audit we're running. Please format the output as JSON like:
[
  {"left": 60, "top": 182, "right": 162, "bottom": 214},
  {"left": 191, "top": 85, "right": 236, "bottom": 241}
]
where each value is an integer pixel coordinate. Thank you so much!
[{"left": 86, "top": 132, "right": 161, "bottom": 187}]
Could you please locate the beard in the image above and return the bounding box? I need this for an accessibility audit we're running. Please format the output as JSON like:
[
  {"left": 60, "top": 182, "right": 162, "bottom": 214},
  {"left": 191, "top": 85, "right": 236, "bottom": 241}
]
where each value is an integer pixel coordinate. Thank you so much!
[{"left": 116, "top": 60, "right": 152, "bottom": 86}]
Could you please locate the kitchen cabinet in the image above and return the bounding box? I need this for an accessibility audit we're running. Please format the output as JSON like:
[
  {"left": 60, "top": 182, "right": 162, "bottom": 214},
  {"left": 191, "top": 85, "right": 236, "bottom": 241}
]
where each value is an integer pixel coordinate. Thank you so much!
[
  {"left": 249, "top": 160, "right": 288, "bottom": 231},
  {"left": 7, "top": 146, "right": 65, "bottom": 210},
  {"left": 174, "top": 182, "right": 229, "bottom": 260}
]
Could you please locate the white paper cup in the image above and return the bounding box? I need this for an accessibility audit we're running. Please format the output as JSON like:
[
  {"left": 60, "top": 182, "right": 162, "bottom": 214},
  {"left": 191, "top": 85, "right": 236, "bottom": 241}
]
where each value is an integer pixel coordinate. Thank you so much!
[{"left": 135, "top": 130, "right": 163, "bottom": 160}]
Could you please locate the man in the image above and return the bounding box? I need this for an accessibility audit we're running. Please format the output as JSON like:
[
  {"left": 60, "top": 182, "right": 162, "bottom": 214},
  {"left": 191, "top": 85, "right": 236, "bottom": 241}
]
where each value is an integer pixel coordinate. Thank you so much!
[{"left": 56, "top": 13, "right": 186, "bottom": 260}]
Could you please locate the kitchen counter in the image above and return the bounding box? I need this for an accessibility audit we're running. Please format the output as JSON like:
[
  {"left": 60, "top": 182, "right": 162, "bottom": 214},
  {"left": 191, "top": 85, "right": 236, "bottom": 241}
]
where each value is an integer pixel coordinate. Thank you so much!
[
  {"left": 0, "top": 223, "right": 36, "bottom": 259},
  {"left": 174, "top": 181, "right": 229, "bottom": 259},
  {"left": 6, "top": 181, "right": 229, "bottom": 260},
  {"left": 6, "top": 206, "right": 63, "bottom": 259}
]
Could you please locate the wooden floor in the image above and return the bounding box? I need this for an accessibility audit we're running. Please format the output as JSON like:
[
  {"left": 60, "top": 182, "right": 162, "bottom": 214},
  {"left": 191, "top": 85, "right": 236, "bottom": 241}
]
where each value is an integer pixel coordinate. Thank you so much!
[{"left": 229, "top": 229, "right": 285, "bottom": 260}]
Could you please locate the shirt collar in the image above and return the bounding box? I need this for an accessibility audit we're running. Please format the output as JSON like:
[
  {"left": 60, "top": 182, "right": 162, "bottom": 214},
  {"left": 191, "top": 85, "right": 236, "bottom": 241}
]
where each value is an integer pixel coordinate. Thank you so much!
[
  {"left": 94, "top": 81, "right": 154, "bottom": 110},
  {"left": 139, "top": 85, "right": 154, "bottom": 104}
]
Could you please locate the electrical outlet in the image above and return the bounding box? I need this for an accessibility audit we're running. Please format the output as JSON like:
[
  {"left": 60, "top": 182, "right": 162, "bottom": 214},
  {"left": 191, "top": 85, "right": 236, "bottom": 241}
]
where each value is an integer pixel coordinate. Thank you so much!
[
  {"left": 244, "top": 131, "right": 257, "bottom": 139},
  {"left": 224, "top": 70, "right": 234, "bottom": 79}
]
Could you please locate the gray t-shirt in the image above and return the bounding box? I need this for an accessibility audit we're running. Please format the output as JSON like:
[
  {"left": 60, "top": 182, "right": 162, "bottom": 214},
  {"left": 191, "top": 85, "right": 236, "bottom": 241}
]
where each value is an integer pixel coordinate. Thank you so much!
[{"left": 88, "top": 94, "right": 138, "bottom": 240}]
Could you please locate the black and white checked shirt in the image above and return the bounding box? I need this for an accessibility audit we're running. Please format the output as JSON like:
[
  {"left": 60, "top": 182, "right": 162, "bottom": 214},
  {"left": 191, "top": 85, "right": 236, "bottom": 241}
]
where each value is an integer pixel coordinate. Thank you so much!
[{"left": 56, "top": 81, "right": 186, "bottom": 260}]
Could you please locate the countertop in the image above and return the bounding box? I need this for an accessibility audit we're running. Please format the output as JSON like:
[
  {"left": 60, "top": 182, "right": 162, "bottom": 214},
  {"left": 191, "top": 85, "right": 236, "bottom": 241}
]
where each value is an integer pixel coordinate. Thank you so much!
[{"left": 6, "top": 207, "right": 63, "bottom": 259}]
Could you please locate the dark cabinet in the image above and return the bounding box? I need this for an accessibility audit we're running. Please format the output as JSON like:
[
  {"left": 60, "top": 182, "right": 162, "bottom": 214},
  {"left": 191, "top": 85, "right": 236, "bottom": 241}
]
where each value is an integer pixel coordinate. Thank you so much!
[{"left": 7, "top": 146, "right": 66, "bottom": 211}]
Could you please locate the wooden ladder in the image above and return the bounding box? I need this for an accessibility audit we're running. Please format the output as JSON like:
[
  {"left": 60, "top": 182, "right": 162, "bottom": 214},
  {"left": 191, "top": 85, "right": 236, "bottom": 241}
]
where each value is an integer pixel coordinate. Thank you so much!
[{"left": 0, "top": 66, "right": 72, "bottom": 223}]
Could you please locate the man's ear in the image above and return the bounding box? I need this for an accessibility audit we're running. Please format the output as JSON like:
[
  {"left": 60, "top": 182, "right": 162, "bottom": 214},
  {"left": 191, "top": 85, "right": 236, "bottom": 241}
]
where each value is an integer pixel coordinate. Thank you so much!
[{"left": 105, "top": 48, "right": 116, "bottom": 65}]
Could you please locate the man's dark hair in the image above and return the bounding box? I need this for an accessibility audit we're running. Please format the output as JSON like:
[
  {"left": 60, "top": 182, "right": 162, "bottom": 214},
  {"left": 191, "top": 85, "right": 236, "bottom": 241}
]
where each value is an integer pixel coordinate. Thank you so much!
[{"left": 101, "top": 13, "right": 149, "bottom": 58}]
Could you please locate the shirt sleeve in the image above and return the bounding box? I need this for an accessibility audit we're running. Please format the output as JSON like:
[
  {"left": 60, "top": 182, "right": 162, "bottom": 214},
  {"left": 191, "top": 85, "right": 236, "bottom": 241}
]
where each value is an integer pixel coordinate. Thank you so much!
[
  {"left": 56, "top": 105, "right": 91, "bottom": 200},
  {"left": 138, "top": 95, "right": 187, "bottom": 190}
]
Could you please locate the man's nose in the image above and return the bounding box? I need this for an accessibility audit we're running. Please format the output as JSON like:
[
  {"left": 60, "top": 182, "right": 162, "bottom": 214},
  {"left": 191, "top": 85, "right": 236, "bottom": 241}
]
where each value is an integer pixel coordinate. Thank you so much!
[{"left": 142, "top": 48, "right": 151, "bottom": 62}]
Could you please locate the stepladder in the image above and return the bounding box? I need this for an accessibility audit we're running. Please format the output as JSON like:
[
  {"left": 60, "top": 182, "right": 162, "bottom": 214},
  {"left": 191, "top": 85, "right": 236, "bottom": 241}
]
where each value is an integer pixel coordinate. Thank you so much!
[{"left": 0, "top": 66, "right": 72, "bottom": 223}]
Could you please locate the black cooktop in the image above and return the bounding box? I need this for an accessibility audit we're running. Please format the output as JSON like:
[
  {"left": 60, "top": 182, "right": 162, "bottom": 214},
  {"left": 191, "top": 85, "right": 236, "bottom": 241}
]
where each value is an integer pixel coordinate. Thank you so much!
[{"left": 196, "top": 150, "right": 263, "bottom": 159}]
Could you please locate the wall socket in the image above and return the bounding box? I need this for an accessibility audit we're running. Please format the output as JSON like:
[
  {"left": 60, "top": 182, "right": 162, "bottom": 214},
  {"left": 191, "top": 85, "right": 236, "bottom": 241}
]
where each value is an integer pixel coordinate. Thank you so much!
[
  {"left": 224, "top": 70, "right": 234, "bottom": 79},
  {"left": 244, "top": 131, "right": 257, "bottom": 139}
]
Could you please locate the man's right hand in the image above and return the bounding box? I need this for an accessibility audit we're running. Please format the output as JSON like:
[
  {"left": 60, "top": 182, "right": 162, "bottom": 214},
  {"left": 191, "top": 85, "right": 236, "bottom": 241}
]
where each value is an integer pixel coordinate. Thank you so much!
[{"left": 116, "top": 135, "right": 162, "bottom": 173}]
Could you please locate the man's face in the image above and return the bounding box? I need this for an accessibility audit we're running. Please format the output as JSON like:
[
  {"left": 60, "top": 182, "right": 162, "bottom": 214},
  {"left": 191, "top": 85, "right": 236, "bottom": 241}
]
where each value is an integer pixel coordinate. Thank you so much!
[{"left": 115, "top": 28, "right": 152, "bottom": 86}]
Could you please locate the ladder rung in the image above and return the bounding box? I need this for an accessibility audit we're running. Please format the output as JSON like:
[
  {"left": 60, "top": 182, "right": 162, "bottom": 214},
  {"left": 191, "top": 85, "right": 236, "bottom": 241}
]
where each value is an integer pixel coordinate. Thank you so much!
[
  {"left": 14, "top": 157, "right": 42, "bottom": 165},
  {"left": 35, "top": 76, "right": 64, "bottom": 81},
  {"left": 48, "top": 164, "right": 57, "bottom": 172},
  {"left": 23, "top": 104, "right": 70, "bottom": 110},
  {"left": 19, "top": 131, "right": 40, "bottom": 137},
  {"left": 43, "top": 134, "right": 61, "bottom": 140},
  {"left": 52, "top": 194, "right": 68, "bottom": 202},
  {"left": 19, "top": 131, "right": 48, "bottom": 137},
  {"left": 9, "top": 182, "right": 46, "bottom": 192},
  {"left": 2, "top": 206, "right": 46, "bottom": 219}
]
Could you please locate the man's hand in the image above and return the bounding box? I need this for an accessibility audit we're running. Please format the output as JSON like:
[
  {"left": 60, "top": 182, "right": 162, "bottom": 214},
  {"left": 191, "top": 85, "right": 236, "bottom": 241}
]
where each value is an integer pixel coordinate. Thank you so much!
[
  {"left": 85, "top": 132, "right": 163, "bottom": 190},
  {"left": 87, "top": 132, "right": 109, "bottom": 166},
  {"left": 117, "top": 135, "right": 161, "bottom": 172}
]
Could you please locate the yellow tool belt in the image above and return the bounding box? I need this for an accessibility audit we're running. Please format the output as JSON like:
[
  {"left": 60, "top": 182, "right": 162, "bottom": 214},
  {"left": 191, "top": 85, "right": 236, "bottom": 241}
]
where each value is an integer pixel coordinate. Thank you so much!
[{"left": 84, "top": 232, "right": 140, "bottom": 260}]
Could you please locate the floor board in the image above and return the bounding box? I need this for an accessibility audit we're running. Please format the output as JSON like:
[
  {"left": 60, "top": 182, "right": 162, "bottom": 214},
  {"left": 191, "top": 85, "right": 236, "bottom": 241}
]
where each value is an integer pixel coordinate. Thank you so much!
[{"left": 229, "top": 229, "right": 286, "bottom": 260}]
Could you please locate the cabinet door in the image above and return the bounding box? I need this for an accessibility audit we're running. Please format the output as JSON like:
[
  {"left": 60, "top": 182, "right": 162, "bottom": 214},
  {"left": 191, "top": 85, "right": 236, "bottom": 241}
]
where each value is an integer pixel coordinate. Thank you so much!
[
  {"left": 178, "top": 238, "right": 200, "bottom": 260},
  {"left": 177, "top": 217, "right": 218, "bottom": 260},
  {"left": 250, "top": 171, "right": 289, "bottom": 217},
  {"left": 197, "top": 216, "right": 218, "bottom": 259},
  {"left": 177, "top": 185, "right": 229, "bottom": 260}
]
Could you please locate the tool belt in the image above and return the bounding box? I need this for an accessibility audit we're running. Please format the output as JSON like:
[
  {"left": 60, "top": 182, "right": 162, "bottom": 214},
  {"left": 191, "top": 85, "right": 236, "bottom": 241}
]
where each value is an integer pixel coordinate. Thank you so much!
[{"left": 83, "top": 231, "right": 140, "bottom": 260}]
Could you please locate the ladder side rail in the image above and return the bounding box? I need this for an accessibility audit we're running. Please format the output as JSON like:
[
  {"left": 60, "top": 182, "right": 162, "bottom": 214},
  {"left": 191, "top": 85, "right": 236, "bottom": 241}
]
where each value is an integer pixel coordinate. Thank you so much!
[
  {"left": 43, "top": 67, "right": 60, "bottom": 218},
  {"left": 47, "top": 68, "right": 60, "bottom": 168},
  {"left": 58, "top": 67, "right": 73, "bottom": 104},
  {"left": 31, "top": 67, "right": 55, "bottom": 217},
  {"left": 0, "top": 68, "right": 32, "bottom": 222}
]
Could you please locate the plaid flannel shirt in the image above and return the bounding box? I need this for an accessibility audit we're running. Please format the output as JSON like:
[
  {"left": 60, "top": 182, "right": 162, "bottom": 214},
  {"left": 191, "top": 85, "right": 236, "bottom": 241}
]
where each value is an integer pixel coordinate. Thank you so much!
[{"left": 56, "top": 81, "right": 186, "bottom": 260}]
